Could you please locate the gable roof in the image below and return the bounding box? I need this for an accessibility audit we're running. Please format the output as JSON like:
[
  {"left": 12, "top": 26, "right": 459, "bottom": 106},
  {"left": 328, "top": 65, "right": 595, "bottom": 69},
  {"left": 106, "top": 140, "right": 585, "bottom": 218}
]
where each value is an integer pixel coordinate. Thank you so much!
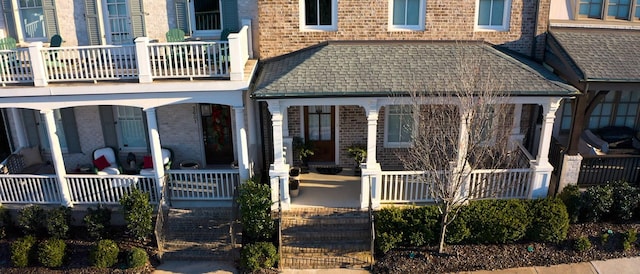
[
  {"left": 252, "top": 41, "right": 576, "bottom": 99},
  {"left": 548, "top": 27, "right": 640, "bottom": 82}
]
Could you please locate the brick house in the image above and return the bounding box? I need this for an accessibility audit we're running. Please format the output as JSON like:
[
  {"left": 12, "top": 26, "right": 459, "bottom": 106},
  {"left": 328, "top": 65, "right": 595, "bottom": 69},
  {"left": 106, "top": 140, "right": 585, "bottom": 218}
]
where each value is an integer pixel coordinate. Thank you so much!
[
  {"left": 0, "top": 0, "right": 259, "bottom": 207},
  {"left": 545, "top": 0, "right": 640, "bottom": 191},
  {"left": 254, "top": 0, "right": 577, "bottom": 210}
]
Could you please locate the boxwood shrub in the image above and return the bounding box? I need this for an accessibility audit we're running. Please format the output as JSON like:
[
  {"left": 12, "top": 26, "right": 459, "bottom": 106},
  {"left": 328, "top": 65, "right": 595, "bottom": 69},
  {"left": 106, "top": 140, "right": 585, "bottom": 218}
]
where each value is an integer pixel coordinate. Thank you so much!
[
  {"left": 120, "top": 189, "right": 153, "bottom": 241},
  {"left": 46, "top": 206, "right": 72, "bottom": 239},
  {"left": 526, "top": 198, "right": 569, "bottom": 243},
  {"left": 83, "top": 205, "right": 112, "bottom": 240},
  {"left": 610, "top": 182, "right": 639, "bottom": 222},
  {"left": 127, "top": 247, "right": 148, "bottom": 268},
  {"left": 462, "top": 199, "right": 530, "bottom": 244},
  {"left": 580, "top": 185, "right": 613, "bottom": 222},
  {"left": 37, "top": 238, "right": 66, "bottom": 268},
  {"left": 240, "top": 242, "right": 278, "bottom": 272},
  {"left": 0, "top": 206, "right": 11, "bottom": 239},
  {"left": 90, "top": 239, "right": 120, "bottom": 268},
  {"left": 11, "top": 235, "right": 36, "bottom": 267},
  {"left": 558, "top": 184, "right": 582, "bottom": 223},
  {"left": 17, "top": 205, "right": 47, "bottom": 237},
  {"left": 374, "top": 206, "right": 440, "bottom": 253}
]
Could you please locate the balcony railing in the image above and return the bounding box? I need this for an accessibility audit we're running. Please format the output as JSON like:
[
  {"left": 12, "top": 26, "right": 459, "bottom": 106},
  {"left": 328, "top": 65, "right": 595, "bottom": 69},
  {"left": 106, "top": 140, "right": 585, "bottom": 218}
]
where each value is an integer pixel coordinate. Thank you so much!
[{"left": 0, "top": 23, "right": 252, "bottom": 87}]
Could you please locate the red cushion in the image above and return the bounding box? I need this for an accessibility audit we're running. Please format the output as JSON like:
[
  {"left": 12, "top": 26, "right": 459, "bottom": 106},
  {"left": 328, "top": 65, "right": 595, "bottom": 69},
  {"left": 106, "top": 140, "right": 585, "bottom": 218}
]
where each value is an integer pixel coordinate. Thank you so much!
[
  {"left": 93, "top": 155, "right": 110, "bottom": 171},
  {"left": 143, "top": 156, "right": 153, "bottom": 169}
]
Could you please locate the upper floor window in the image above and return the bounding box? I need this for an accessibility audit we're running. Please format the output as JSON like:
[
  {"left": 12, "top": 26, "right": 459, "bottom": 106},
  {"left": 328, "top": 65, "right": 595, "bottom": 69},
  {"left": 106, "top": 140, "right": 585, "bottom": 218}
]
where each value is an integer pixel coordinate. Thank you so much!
[
  {"left": 476, "top": 0, "right": 511, "bottom": 31},
  {"left": 385, "top": 105, "right": 414, "bottom": 148},
  {"left": 578, "top": 0, "right": 640, "bottom": 20},
  {"left": 389, "top": 0, "right": 426, "bottom": 31},
  {"left": 191, "top": 0, "right": 223, "bottom": 36},
  {"left": 19, "top": 0, "right": 46, "bottom": 39},
  {"left": 1, "top": 0, "right": 59, "bottom": 43},
  {"left": 300, "top": 0, "right": 337, "bottom": 31}
]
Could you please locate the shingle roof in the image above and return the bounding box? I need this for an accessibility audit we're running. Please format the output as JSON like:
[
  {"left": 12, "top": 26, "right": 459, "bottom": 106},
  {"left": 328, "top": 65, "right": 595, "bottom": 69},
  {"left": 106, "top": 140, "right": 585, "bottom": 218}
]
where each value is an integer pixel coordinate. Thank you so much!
[
  {"left": 252, "top": 41, "right": 576, "bottom": 98},
  {"left": 549, "top": 28, "right": 640, "bottom": 82}
]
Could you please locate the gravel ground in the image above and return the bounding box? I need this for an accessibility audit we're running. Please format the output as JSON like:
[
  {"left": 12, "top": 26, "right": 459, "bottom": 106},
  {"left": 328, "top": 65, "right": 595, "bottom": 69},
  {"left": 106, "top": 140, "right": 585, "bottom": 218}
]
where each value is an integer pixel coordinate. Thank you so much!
[{"left": 374, "top": 222, "right": 640, "bottom": 273}]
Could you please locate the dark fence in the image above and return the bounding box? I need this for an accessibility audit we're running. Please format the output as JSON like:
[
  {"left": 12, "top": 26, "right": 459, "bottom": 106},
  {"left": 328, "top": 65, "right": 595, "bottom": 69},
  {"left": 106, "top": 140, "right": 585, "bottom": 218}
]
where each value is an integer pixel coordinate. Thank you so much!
[
  {"left": 577, "top": 155, "right": 640, "bottom": 187},
  {"left": 549, "top": 137, "right": 566, "bottom": 176}
]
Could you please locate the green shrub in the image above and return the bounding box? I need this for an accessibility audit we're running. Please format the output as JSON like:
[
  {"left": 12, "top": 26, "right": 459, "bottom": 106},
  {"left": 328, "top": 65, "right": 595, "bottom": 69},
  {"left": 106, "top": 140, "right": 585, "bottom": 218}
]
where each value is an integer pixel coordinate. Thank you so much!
[
  {"left": 46, "top": 207, "right": 72, "bottom": 239},
  {"left": 610, "top": 182, "right": 639, "bottom": 222},
  {"left": 574, "top": 236, "right": 592, "bottom": 252},
  {"left": 445, "top": 213, "right": 470, "bottom": 244},
  {"left": 90, "top": 239, "right": 120, "bottom": 268},
  {"left": 120, "top": 189, "right": 153, "bottom": 241},
  {"left": 0, "top": 206, "right": 11, "bottom": 239},
  {"left": 526, "top": 198, "right": 569, "bottom": 243},
  {"left": 581, "top": 185, "right": 613, "bottom": 222},
  {"left": 558, "top": 185, "right": 582, "bottom": 223},
  {"left": 237, "top": 178, "right": 275, "bottom": 243},
  {"left": 17, "top": 205, "right": 47, "bottom": 237},
  {"left": 463, "top": 199, "right": 530, "bottom": 244},
  {"left": 402, "top": 206, "right": 440, "bottom": 246},
  {"left": 240, "top": 242, "right": 278, "bottom": 272},
  {"left": 601, "top": 232, "right": 610, "bottom": 244},
  {"left": 374, "top": 207, "right": 405, "bottom": 253},
  {"left": 376, "top": 231, "right": 403, "bottom": 254},
  {"left": 37, "top": 238, "right": 66, "bottom": 268},
  {"left": 83, "top": 205, "right": 112, "bottom": 240},
  {"left": 11, "top": 235, "right": 36, "bottom": 267},
  {"left": 623, "top": 229, "right": 637, "bottom": 251},
  {"left": 127, "top": 247, "right": 148, "bottom": 268}
]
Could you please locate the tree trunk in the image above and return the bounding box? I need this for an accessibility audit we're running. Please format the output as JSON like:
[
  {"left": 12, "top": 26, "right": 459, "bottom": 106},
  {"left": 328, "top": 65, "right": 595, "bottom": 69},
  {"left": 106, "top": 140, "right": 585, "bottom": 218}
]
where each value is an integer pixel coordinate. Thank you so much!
[{"left": 438, "top": 211, "right": 449, "bottom": 254}]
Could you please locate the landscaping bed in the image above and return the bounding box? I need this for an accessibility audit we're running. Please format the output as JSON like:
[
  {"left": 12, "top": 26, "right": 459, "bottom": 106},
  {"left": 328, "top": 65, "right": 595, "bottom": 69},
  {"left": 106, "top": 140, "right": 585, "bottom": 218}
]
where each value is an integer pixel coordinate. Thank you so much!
[{"left": 374, "top": 222, "right": 640, "bottom": 273}]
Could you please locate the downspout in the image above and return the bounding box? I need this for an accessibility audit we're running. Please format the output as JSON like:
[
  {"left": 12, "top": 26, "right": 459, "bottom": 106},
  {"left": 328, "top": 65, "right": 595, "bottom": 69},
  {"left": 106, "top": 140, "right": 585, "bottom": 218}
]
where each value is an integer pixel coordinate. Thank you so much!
[{"left": 530, "top": 0, "right": 541, "bottom": 59}]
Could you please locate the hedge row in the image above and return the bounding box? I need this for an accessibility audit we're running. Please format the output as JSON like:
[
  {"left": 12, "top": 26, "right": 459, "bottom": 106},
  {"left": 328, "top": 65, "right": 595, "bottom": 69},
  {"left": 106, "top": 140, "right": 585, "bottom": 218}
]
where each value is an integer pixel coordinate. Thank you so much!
[
  {"left": 374, "top": 198, "right": 569, "bottom": 253},
  {"left": 559, "top": 182, "right": 640, "bottom": 223}
]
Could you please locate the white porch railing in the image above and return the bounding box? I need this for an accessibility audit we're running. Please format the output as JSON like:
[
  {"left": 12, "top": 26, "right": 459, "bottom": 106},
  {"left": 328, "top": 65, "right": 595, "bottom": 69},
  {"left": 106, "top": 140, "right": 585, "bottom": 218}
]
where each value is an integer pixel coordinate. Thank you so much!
[
  {"left": 468, "top": 169, "right": 533, "bottom": 199},
  {"left": 380, "top": 171, "right": 449, "bottom": 203},
  {"left": 0, "top": 174, "right": 61, "bottom": 204},
  {"left": 42, "top": 45, "right": 138, "bottom": 82},
  {"left": 65, "top": 174, "right": 159, "bottom": 204},
  {"left": 147, "top": 41, "right": 229, "bottom": 79},
  {"left": 0, "top": 48, "right": 33, "bottom": 85},
  {"left": 167, "top": 169, "right": 239, "bottom": 201}
]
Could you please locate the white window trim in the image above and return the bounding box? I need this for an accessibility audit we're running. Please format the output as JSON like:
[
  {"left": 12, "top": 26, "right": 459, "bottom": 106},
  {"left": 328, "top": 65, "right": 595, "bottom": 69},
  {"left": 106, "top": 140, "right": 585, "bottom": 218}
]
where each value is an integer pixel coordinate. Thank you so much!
[
  {"left": 384, "top": 105, "right": 414, "bottom": 148},
  {"left": 474, "top": 0, "right": 512, "bottom": 32},
  {"left": 388, "top": 0, "right": 426, "bottom": 31},
  {"left": 299, "top": 0, "right": 338, "bottom": 32},
  {"left": 189, "top": 0, "right": 224, "bottom": 37},
  {"left": 11, "top": 0, "right": 49, "bottom": 43}
]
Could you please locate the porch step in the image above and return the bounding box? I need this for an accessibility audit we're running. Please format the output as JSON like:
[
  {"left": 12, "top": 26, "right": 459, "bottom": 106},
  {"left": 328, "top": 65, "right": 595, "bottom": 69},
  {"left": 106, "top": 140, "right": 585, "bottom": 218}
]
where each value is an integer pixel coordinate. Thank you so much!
[
  {"left": 160, "top": 207, "right": 240, "bottom": 261},
  {"left": 279, "top": 208, "right": 373, "bottom": 269}
]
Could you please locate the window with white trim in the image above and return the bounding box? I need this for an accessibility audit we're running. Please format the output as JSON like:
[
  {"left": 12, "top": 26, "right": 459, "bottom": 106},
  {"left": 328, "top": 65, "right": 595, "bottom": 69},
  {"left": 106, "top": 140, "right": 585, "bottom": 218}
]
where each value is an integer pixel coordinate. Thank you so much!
[
  {"left": 115, "top": 106, "right": 147, "bottom": 151},
  {"left": 389, "top": 0, "right": 425, "bottom": 31},
  {"left": 560, "top": 100, "right": 573, "bottom": 132},
  {"left": 385, "top": 105, "right": 414, "bottom": 147},
  {"left": 300, "top": 0, "right": 337, "bottom": 31},
  {"left": 18, "top": 0, "right": 47, "bottom": 39},
  {"left": 578, "top": 0, "right": 640, "bottom": 20},
  {"left": 476, "top": 0, "right": 511, "bottom": 31}
]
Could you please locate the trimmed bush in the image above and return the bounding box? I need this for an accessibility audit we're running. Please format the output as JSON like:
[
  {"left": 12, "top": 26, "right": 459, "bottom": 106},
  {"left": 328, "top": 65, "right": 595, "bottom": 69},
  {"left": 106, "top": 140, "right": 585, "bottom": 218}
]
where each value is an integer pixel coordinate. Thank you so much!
[
  {"left": 610, "top": 182, "right": 639, "bottom": 222},
  {"left": 623, "top": 229, "right": 637, "bottom": 251},
  {"left": 237, "top": 178, "right": 275, "bottom": 243},
  {"left": 37, "top": 238, "right": 66, "bottom": 268},
  {"left": 580, "top": 185, "right": 613, "bottom": 222},
  {"left": 574, "top": 236, "right": 592, "bottom": 252},
  {"left": 17, "top": 205, "right": 47, "bottom": 237},
  {"left": 463, "top": 199, "right": 530, "bottom": 244},
  {"left": 46, "top": 207, "right": 72, "bottom": 239},
  {"left": 526, "top": 198, "right": 569, "bottom": 243},
  {"left": 90, "top": 239, "right": 120, "bottom": 268},
  {"left": 403, "top": 206, "right": 440, "bottom": 246},
  {"left": 11, "top": 235, "right": 36, "bottom": 267},
  {"left": 445, "top": 213, "right": 470, "bottom": 244},
  {"left": 374, "top": 207, "right": 405, "bottom": 253},
  {"left": 240, "top": 242, "right": 278, "bottom": 272},
  {"left": 120, "top": 189, "right": 153, "bottom": 241},
  {"left": 0, "top": 206, "right": 11, "bottom": 239},
  {"left": 83, "top": 205, "right": 112, "bottom": 240},
  {"left": 558, "top": 185, "right": 582, "bottom": 223},
  {"left": 127, "top": 247, "right": 148, "bottom": 268}
]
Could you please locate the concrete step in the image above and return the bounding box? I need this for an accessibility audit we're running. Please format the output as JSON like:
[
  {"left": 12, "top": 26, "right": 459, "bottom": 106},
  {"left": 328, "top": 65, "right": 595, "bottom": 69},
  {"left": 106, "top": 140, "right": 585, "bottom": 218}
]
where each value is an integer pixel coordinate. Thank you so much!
[
  {"left": 280, "top": 253, "right": 373, "bottom": 269},
  {"left": 282, "top": 230, "right": 370, "bottom": 243},
  {"left": 161, "top": 245, "right": 240, "bottom": 261},
  {"left": 281, "top": 242, "right": 371, "bottom": 254}
]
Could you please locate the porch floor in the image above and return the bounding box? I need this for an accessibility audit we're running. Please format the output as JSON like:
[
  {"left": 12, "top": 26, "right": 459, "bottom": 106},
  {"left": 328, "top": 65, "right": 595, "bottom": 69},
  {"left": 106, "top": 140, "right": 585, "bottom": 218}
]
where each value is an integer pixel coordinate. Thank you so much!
[{"left": 292, "top": 168, "right": 361, "bottom": 208}]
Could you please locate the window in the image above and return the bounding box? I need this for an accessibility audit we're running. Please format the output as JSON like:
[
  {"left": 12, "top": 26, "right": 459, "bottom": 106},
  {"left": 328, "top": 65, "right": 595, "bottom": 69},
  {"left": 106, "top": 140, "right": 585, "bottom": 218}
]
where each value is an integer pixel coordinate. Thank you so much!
[
  {"left": 578, "top": 0, "right": 640, "bottom": 20},
  {"left": 389, "top": 0, "right": 425, "bottom": 31},
  {"left": 586, "top": 91, "right": 640, "bottom": 130},
  {"left": 385, "top": 105, "right": 414, "bottom": 147},
  {"left": 476, "top": 0, "right": 511, "bottom": 31},
  {"left": 614, "top": 91, "right": 640, "bottom": 128},
  {"left": 191, "top": 0, "right": 222, "bottom": 36},
  {"left": 307, "top": 106, "right": 332, "bottom": 141},
  {"left": 104, "top": 0, "right": 131, "bottom": 45},
  {"left": 37, "top": 109, "right": 67, "bottom": 151},
  {"left": 588, "top": 92, "right": 616, "bottom": 129},
  {"left": 560, "top": 100, "right": 573, "bottom": 132},
  {"left": 471, "top": 106, "right": 498, "bottom": 145},
  {"left": 300, "top": 0, "right": 337, "bottom": 31},
  {"left": 115, "top": 106, "right": 147, "bottom": 151},
  {"left": 2, "top": 0, "right": 59, "bottom": 42},
  {"left": 19, "top": 0, "right": 46, "bottom": 39}
]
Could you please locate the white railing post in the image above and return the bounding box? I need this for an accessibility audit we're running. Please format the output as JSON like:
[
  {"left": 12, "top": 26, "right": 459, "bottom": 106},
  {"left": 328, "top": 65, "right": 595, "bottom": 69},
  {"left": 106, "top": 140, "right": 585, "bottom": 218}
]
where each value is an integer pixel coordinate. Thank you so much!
[
  {"left": 135, "top": 37, "right": 153, "bottom": 83},
  {"left": 41, "top": 110, "right": 72, "bottom": 207},
  {"left": 268, "top": 101, "right": 290, "bottom": 209},
  {"left": 233, "top": 106, "right": 250, "bottom": 182},
  {"left": 28, "top": 42, "right": 47, "bottom": 86},
  {"left": 228, "top": 26, "right": 249, "bottom": 81},
  {"left": 361, "top": 163, "right": 381, "bottom": 209},
  {"left": 241, "top": 19, "right": 253, "bottom": 59}
]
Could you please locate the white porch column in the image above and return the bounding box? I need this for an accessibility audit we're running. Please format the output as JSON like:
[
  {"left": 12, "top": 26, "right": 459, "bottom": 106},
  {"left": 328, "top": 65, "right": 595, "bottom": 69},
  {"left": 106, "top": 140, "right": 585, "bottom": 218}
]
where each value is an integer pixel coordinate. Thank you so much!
[
  {"left": 531, "top": 99, "right": 561, "bottom": 198},
  {"left": 9, "top": 108, "right": 28, "bottom": 148},
  {"left": 41, "top": 110, "right": 72, "bottom": 207},
  {"left": 134, "top": 37, "right": 153, "bottom": 83},
  {"left": 145, "top": 108, "right": 165, "bottom": 202},
  {"left": 233, "top": 106, "right": 250, "bottom": 182},
  {"left": 454, "top": 108, "right": 471, "bottom": 200},
  {"left": 361, "top": 104, "right": 381, "bottom": 209},
  {"left": 268, "top": 101, "right": 290, "bottom": 210},
  {"left": 510, "top": 104, "right": 525, "bottom": 147},
  {"left": 28, "top": 42, "right": 47, "bottom": 87}
]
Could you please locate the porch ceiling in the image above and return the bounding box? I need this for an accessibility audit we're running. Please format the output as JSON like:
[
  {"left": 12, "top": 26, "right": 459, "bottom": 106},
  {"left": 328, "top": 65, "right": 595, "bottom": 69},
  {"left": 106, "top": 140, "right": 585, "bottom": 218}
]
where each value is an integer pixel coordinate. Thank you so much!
[
  {"left": 251, "top": 40, "right": 577, "bottom": 99},
  {"left": 547, "top": 27, "right": 640, "bottom": 83}
]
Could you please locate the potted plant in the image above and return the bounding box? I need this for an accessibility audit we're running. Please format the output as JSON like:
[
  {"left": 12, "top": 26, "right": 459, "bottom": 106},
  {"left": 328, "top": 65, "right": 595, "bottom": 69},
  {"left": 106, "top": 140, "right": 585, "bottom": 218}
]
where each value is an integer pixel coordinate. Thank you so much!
[
  {"left": 347, "top": 144, "right": 367, "bottom": 176},
  {"left": 293, "top": 137, "right": 314, "bottom": 173},
  {"left": 289, "top": 167, "right": 300, "bottom": 198}
]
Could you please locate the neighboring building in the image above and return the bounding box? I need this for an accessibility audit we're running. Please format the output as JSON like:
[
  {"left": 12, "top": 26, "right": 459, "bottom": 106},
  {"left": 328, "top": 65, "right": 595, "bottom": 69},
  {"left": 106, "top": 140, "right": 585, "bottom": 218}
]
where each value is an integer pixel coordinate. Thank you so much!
[
  {"left": 254, "top": 0, "right": 576, "bottom": 210},
  {"left": 0, "top": 0, "right": 259, "bottom": 207},
  {"left": 545, "top": 0, "right": 640, "bottom": 192}
]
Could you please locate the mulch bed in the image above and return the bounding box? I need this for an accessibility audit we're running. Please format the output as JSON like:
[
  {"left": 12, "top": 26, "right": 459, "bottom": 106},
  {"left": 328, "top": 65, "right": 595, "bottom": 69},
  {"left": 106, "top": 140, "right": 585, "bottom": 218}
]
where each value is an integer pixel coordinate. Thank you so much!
[{"left": 374, "top": 222, "right": 640, "bottom": 273}]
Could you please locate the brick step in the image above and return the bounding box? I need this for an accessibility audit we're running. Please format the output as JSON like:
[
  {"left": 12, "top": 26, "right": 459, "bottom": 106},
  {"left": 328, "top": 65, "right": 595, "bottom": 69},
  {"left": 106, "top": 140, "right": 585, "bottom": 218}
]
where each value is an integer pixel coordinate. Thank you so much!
[
  {"left": 280, "top": 208, "right": 367, "bottom": 218},
  {"left": 280, "top": 253, "right": 372, "bottom": 269},
  {"left": 282, "top": 230, "right": 369, "bottom": 243},
  {"left": 161, "top": 246, "right": 240, "bottom": 261},
  {"left": 281, "top": 217, "right": 369, "bottom": 228},
  {"left": 281, "top": 222, "right": 369, "bottom": 232},
  {"left": 167, "top": 208, "right": 235, "bottom": 220},
  {"left": 163, "top": 241, "right": 238, "bottom": 250},
  {"left": 164, "top": 231, "right": 232, "bottom": 242},
  {"left": 281, "top": 243, "right": 370, "bottom": 254}
]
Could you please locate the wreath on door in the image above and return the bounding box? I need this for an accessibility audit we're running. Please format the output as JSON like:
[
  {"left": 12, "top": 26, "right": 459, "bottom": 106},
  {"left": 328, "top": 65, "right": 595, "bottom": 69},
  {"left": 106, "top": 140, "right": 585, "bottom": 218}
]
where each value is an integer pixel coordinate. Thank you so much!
[{"left": 210, "top": 105, "right": 229, "bottom": 151}]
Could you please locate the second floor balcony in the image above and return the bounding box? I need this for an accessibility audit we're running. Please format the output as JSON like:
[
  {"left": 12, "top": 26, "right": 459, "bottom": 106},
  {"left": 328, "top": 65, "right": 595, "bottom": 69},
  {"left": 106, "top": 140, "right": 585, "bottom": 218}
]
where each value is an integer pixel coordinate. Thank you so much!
[{"left": 0, "top": 25, "right": 253, "bottom": 88}]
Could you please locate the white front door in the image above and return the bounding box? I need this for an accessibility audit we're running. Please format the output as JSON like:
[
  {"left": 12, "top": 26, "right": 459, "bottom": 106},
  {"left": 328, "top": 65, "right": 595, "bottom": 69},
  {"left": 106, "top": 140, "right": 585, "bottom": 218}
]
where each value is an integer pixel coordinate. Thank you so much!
[
  {"left": 103, "top": 0, "right": 132, "bottom": 45},
  {"left": 189, "top": 0, "right": 223, "bottom": 37}
]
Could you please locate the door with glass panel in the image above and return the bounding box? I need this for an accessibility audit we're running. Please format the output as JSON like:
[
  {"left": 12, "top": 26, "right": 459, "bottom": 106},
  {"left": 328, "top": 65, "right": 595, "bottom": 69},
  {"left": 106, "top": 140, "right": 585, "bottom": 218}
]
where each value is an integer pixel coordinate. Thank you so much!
[
  {"left": 103, "top": 0, "right": 131, "bottom": 45},
  {"left": 190, "top": 0, "right": 223, "bottom": 36},
  {"left": 304, "top": 106, "right": 335, "bottom": 162}
]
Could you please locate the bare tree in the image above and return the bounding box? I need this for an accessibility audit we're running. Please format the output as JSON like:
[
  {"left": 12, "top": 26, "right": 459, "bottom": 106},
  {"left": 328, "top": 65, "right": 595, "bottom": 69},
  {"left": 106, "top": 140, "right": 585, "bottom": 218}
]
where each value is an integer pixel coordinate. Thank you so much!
[{"left": 399, "top": 44, "right": 525, "bottom": 253}]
